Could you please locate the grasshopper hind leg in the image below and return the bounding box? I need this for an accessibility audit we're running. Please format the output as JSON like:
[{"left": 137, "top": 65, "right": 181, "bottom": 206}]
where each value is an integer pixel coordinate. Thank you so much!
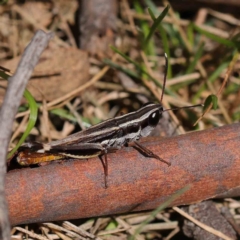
[
  {"left": 99, "top": 147, "right": 119, "bottom": 188},
  {"left": 129, "top": 141, "right": 171, "bottom": 166}
]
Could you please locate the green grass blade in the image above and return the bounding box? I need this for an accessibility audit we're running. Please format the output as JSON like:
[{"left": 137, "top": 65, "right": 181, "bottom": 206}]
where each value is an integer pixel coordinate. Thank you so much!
[
  {"left": 158, "top": 24, "right": 172, "bottom": 78},
  {"left": 130, "top": 185, "right": 191, "bottom": 240},
  {"left": 109, "top": 47, "right": 175, "bottom": 96},
  {"left": 187, "top": 23, "right": 194, "bottom": 47},
  {"left": 193, "top": 24, "right": 240, "bottom": 48},
  {"left": 50, "top": 108, "right": 77, "bottom": 122},
  {"left": 208, "top": 62, "right": 230, "bottom": 83},
  {"left": 103, "top": 58, "right": 139, "bottom": 79},
  {"left": 50, "top": 109, "right": 98, "bottom": 127},
  {"left": 8, "top": 89, "right": 38, "bottom": 158},
  {"left": 148, "top": 7, "right": 172, "bottom": 78},
  {"left": 134, "top": 0, "right": 155, "bottom": 55},
  {"left": 110, "top": 46, "right": 140, "bottom": 69},
  {"left": 186, "top": 42, "right": 204, "bottom": 74},
  {"left": 1, "top": 70, "right": 39, "bottom": 158},
  {"left": 148, "top": 7, "right": 156, "bottom": 20},
  {"left": 144, "top": 5, "right": 169, "bottom": 50},
  {"left": 144, "top": 0, "right": 157, "bottom": 12},
  {"left": 192, "top": 61, "right": 229, "bottom": 103}
]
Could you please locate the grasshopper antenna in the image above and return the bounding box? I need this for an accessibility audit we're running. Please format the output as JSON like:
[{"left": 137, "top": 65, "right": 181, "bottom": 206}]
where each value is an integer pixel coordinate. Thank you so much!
[
  {"left": 160, "top": 53, "right": 168, "bottom": 103},
  {"left": 163, "top": 104, "right": 203, "bottom": 113},
  {"left": 160, "top": 53, "right": 203, "bottom": 113}
]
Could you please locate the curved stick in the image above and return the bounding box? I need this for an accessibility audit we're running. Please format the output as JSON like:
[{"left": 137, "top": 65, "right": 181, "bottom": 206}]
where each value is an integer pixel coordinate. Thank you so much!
[{"left": 6, "top": 123, "right": 240, "bottom": 225}]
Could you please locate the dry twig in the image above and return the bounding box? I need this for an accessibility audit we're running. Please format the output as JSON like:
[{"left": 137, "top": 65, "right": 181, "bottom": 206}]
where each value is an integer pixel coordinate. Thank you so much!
[{"left": 0, "top": 30, "right": 53, "bottom": 239}]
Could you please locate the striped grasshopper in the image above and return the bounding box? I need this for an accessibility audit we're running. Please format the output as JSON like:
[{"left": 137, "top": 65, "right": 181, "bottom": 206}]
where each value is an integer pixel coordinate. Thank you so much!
[{"left": 17, "top": 54, "right": 201, "bottom": 187}]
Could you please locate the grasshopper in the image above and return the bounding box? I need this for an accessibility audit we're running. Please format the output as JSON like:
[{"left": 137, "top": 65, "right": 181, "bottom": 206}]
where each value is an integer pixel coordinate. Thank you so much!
[{"left": 17, "top": 54, "right": 201, "bottom": 187}]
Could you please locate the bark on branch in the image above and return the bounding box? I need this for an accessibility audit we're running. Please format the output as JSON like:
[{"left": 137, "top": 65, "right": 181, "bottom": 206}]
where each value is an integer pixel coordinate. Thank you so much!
[{"left": 6, "top": 123, "right": 240, "bottom": 226}]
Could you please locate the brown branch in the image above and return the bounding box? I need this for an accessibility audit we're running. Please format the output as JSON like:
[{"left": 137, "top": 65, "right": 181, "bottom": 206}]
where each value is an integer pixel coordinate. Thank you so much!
[
  {"left": 0, "top": 30, "right": 53, "bottom": 237},
  {"left": 6, "top": 123, "right": 240, "bottom": 226}
]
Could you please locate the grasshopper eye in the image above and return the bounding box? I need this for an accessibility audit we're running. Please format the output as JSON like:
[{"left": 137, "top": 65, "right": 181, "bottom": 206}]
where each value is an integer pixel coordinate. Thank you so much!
[{"left": 148, "top": 110, "right": 160, "bottom": 126}]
